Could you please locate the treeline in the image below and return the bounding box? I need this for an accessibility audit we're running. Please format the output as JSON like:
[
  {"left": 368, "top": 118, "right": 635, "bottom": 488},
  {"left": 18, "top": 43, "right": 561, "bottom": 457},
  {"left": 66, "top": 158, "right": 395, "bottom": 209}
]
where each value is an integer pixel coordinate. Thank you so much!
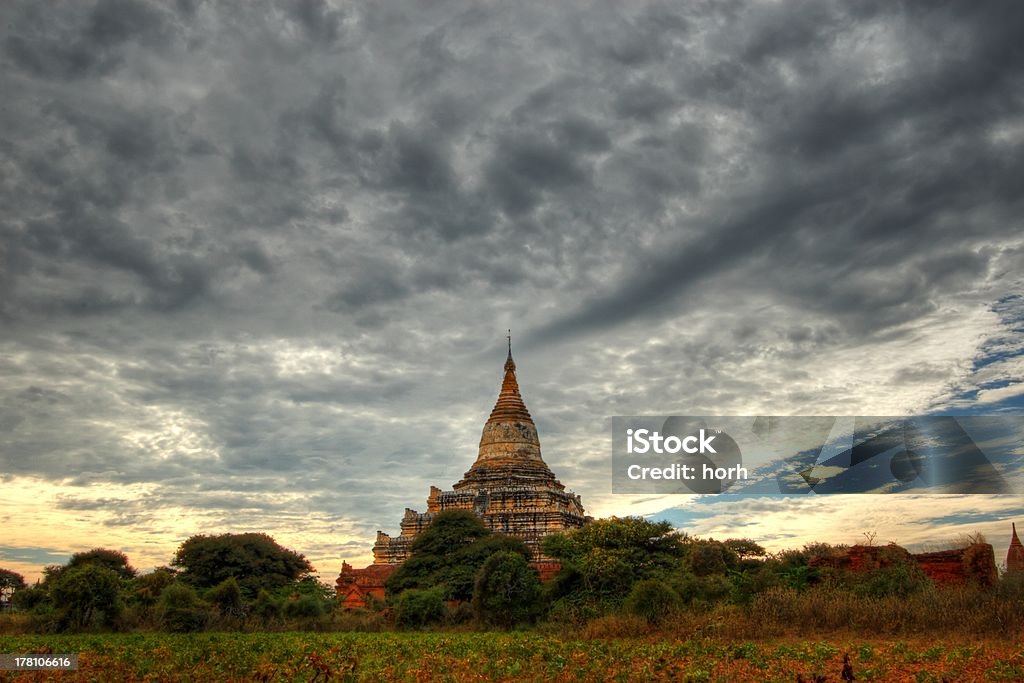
[
  {"left": 3, "top": 515, "right": 1023, "bottom": 636},
  {"left": 380, "top": 512, "right": 1024, "bottom": 637},
  {"left": 0, "top": 533, "right": 333, "bottom": 633}
]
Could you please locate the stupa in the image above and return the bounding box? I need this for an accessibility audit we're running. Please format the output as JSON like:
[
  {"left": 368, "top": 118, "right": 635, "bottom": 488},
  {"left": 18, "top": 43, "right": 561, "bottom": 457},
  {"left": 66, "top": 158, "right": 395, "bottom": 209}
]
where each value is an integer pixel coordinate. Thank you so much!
[
  {"left": 337, "top": 335, "right": 588, "bottom": 606},
  {"left": 1007, "top": 522, "right": 1024, "bottom": 574},
  {"left": 370, "top": 334, "right": 588, "bottom": 565}
]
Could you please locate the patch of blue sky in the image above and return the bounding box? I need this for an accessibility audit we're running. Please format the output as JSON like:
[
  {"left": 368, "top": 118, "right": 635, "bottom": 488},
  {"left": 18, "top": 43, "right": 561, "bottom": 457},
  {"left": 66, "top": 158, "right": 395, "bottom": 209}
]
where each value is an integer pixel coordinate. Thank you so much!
[{"left": 0, "top": 546, "right": 69, "bottom": 567}]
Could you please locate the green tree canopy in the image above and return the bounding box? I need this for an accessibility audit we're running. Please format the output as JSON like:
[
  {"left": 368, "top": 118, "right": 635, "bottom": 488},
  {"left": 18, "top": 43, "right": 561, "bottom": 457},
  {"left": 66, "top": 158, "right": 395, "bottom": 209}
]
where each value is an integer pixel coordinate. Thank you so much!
[
  {"left": 542, "top": 517, "right": 685, "bottom": 600},
  {"left": 625, "top": 578, "right": 681, "bottom": 624},
  {"left": 393, "top": 588, "right": 447, "bottom": 629},
  {"left": 68, "top": 548, "right": 137, "bottom": 580},
  {"left": 385, "top": 510, "right": 531, "bottom": 601},
  {"left": 171, "top": 532, "right": 313, "bottom": 598},
  {"left": 129, "top": 568, "right": 177, "bottom": 607},
  {"left": 0, "top": 568, "right": 27, "bottom": 602},
  {"left": 49, "top": 564, "right": 123, "bottom": 631},
  {"left": 722, "top": 538, "right": 767, "bottom": 560},
  {"left": 207, "top": 576, "right": 244, "bottom": 618},
  {"left": 472, "top": 550, "right": 542, "bottom": 628},
  {"left": 685, "top": 539, "right": 738, "bottom": 576}
]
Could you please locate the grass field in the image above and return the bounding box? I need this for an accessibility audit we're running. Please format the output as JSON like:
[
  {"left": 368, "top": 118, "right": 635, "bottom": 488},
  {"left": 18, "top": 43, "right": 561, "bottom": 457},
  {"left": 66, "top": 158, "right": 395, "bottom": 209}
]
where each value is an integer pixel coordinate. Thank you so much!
[{"left": 2, "top": 632, "right": 1023, "bottom": 682}]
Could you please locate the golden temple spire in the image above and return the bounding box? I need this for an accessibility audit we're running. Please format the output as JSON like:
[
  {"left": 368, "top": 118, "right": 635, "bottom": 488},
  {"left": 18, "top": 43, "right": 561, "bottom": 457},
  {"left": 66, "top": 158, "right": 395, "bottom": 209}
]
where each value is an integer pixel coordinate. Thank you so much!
[{"left": 489, "top": 331, "right": 531, "bottom": 425}]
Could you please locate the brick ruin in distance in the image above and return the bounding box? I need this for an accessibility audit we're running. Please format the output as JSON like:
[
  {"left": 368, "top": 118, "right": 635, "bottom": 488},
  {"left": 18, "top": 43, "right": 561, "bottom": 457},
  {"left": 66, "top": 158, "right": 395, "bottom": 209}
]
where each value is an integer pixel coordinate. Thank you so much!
[
  {"left": 337, "top": 340, "right": 589, "bottom": 608},
  {"left": 809, "top": 522, "right": 1024, "bottom": 587}
]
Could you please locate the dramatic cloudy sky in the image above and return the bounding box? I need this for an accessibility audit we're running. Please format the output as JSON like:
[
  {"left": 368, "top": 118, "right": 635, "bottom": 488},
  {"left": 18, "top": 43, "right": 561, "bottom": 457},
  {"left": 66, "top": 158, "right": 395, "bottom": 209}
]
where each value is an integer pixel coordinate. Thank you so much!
[{"left": 2, "top": 0, "right": 1023, "bottom": 583}]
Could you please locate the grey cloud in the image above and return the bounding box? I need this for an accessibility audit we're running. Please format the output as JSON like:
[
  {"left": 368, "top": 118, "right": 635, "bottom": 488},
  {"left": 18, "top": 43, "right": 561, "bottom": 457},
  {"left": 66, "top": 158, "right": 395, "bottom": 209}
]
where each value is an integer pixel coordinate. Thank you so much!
[{"left": 1, "top": 0, "right": 1023, "bottom": 572}]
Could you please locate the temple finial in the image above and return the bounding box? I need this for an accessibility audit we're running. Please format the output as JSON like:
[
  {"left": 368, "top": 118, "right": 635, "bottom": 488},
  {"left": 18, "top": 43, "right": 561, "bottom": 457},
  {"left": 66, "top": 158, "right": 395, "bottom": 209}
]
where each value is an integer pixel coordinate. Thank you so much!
[{"left": 507, "top": 329, "right": 512, "bottom": 358}]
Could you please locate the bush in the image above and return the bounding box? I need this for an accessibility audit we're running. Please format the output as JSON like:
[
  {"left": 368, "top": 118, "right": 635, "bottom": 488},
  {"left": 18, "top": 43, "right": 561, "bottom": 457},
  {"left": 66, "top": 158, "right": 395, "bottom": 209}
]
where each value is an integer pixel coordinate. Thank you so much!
[
  {"left": 252, "top": 589, "right": 282, "bottom": 625},
  {"left": 207, "top": 577, "right": 244, "bottom": 620},
  {"left": 11, "top": 586, "right": 48, "bottom": 611},
  {"left": 671, "top": 571, "right": 731, "bottom": 606},
  {"left": 852, "top": 562, "right": 932, "bottom": 599},
  {"left": 393, "top": 588, "right": 447, "bottom": 629},
  {"left": 472, "top": 551, "right": 542, "bottom": 628},
  {"left": 283, "top": 594, "right": 325, "bottom": 619},
  {"left": 624, "top": 579, "right": 680, "bottom": 624},
  {"left": 157, "top": 583, "right": 209, "bottom": 633},
  {"left": 49, "top": 564, "right": 123, "bottom": 631}
]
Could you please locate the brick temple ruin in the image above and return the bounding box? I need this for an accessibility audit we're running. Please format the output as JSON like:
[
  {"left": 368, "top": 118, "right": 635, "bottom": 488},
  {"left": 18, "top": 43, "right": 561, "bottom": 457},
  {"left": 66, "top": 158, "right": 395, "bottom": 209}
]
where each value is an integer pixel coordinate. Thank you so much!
[
  {"left": 337, "top": 339, "right": 589, "bottom": 608},
  {"left": 808, "top": 523, "right": 1024, "bottom": 587}
]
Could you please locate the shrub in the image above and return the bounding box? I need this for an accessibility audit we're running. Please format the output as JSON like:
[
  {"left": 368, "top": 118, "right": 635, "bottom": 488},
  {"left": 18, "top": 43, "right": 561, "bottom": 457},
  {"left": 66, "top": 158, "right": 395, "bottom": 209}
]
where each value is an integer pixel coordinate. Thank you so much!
[
  {"left": 252, "top": 589, "right": 282, "bottom": 625},
  {"left": 48, "top": 564, "right": 123, "bottom": 631},
  {"left": 283, "top": 594, "right": 325, "bottom": 619},
  {"left": 207, "top": 577, "right": 244, "bottom": 619},
  {"left": 852, "top": 562, "right": 932, "bottom": 599},
  {"left": 472, "top": 551, "right": 542, "bottom": 629},
  {"left": 624, "top": 579, "right": 681, "bottom": 624},
  {"left": 157, "top": 583, "right": 209, "bottom": 633},
  {"left": 11, "top": 585, "right": 48, "bottom": 611},
  {"left": 671, "top": 571, "right": 731, "bottom": 606},
  {"left": 393, "top": 588, "right": 447, "bottom": 629}
]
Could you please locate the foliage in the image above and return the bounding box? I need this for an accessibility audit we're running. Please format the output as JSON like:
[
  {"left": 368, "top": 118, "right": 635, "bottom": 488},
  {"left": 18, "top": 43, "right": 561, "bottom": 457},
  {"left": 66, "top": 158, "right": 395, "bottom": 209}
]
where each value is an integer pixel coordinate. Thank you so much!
[
  {"left": 0, "top": 568, "right": 27, "bottom": 602},
  {"left": 851, "top": 560, "right": 932, "bottom": 599},
  {"left": 393, "top": 588, "right": 447, "bottom": 629},
  {"left": 283, "top": 594, "right": 326, "bottom": 619},
  {"left": 171, "top": 532, "right": 314, "bottom": 598},
  {"left": 157, "top": 583, "right": 209, "bottom": 633},
  {"left": 11, "top": 585, "right": 48, "bottom": 611},
  {"left": 207, "top": 576, "right": 245, "bottom": 619},
  {"left": 670, "top": 571, "right": 731, "bottom": 606},
  {"left": 48, "top": 564, "right": 123, "bottom": 631},
  {"left": 542, "top": 517, "right": 685, "bottom": 609},
  {"left": 723, "top": 538, "right": 767, "bottom": 560},
  {"left": 472, "top": 550, "right": 542, "bottom": 628},
  {"left": 129, "top": 568, "right": 177, "bottom": 607},
  {"left": 386, "top": 511, "right": 531, "bottom": 601},
  {"left": 408, "top": 510, "right": 492, "bottom": 556},
  {"left": 624, "top": 579, "right": 680, "bottom": 624},
  {"left": 68, "top": 548, "right": 137, "bottom": 579},
  {"left": 685, "top": 539, "right": 739, "bottom": 576},
  {"left": 252, "top": 588, "right": 283, "bottom": 624}
]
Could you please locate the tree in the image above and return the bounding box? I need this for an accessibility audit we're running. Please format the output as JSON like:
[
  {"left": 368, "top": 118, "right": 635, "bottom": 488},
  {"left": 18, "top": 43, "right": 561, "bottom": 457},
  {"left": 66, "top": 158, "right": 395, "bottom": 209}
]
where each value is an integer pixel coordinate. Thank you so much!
[
  {"left": 723, "top": 539, "right": 768, "bottom": 561},
  {"left": 472, "top": 551, "right": 542, "bottom": 628},
  {"left": 157, "top": 583, "right": 209, "bottom": 632},
  {"left": 0, "top": 568, "right": 26, "bottom": 604},
  {"left": 283, "top": 594, "right": 325, "bottom": 619},
  {"left": 625, "top": 579, "right": 681, "bottom": 624},
  {"left": 171, "top": 533, "right": 313, "bottom": 598},
  {"left": 129, "top": 568, "right": 177, "bottom": 607},
  {"left": 393, "top": 588, "right": 447, "bottom": 629},
  {"left": 68, "top": 548, "right": 137, "bottom": 580},
  {"left": 207, "top": 576, "right": 244, "bottom": 619},
  {"left": 686, "top": 540, "right": 738, "bottom": 577},
  {"left": 252, "top": 588, "right": 282, "bottom": 625},
  {"left": 542, "top": 517, "right": 685, "bottom": 604},
  {"left": 385, "top": 511, "right": 531, "bottom": 601},
  {"left": 49, "top": 564, "right": 123, "bottom": 631}
]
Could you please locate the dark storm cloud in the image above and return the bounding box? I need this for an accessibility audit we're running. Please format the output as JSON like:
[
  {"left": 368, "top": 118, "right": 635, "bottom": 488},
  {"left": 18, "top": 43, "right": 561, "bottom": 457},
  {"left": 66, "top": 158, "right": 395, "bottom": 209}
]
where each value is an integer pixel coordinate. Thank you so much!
[{"left": 1, "top": 0, "right": 1023, "bottom": 567}]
